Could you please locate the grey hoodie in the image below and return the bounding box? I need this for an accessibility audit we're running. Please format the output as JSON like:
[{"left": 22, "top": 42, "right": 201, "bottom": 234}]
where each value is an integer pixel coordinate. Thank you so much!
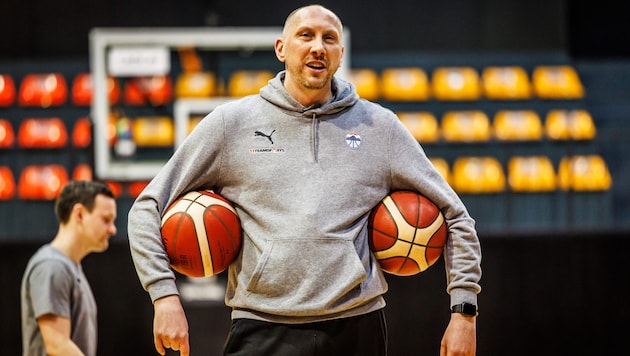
[{"left": 128, "top": 71, "right": 481, "bottom": 324}]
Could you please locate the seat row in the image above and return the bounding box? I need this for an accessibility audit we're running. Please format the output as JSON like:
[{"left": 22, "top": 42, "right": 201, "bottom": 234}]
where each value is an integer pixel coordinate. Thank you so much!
[
  {"left": 0, "top": 107, "right": 596, "bottom": 150},
  {"left": 349, "top": 65, "right": 584, "bottom": 101},
  {"left": 0, "top": 154, "right": 611, "bottom": 201},
  {"left": 0, "top": 64, "right": 583, "bottom": 108},
  {"left": 429, "top": 155, "right": 611, "bottom": 193},
  {"left": 0, "top": 164, "right": 149, "bottom": 200},
  {"left": 0, "top": 70, "right": 276, "bottom": 108}
]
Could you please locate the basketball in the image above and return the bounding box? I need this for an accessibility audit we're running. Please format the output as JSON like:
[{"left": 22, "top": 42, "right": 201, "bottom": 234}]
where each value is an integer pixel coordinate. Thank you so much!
[
  {"left": 160, "top": 190, "right": 242, "bottom": 277},
  {"left": 368, "top": 190, "right": 447, "bottom": 276}
]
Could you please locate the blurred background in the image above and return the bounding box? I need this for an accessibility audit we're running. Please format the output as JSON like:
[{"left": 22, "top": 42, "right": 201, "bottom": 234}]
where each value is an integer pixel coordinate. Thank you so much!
[{"left": 1, "top": 0, "right": 628, "bottom": 354}]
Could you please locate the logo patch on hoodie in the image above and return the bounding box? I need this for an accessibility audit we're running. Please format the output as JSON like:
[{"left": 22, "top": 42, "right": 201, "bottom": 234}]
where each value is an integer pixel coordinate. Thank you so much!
[
  {"left": 250, "top": 129, "right": 285, "bottom": 154},
  {"left": 345, "top": 132, "right": 361, "bottom": 148}
]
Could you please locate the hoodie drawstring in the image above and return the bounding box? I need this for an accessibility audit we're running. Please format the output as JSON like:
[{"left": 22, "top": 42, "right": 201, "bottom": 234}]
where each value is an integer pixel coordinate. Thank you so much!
[{"left": 311, "top": 113, "right": 318, "bottom": 162}]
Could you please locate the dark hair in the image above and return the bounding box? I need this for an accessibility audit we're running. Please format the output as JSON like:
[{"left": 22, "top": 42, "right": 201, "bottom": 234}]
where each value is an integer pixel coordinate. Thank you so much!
[{"left": 54, "top": 180, "right": 115, "bottom": 224}]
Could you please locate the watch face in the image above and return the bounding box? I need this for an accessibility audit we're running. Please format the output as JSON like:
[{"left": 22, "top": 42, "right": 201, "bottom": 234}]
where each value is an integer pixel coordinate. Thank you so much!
[
  {"left": 462, "top": 303, "right": 477, "bottom": 315},
  {"left": 453, "top": 303, "right": 477, "bottom": 316}
]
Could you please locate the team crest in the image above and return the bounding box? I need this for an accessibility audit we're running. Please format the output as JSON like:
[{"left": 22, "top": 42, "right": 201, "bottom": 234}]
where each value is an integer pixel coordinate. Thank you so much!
[{"left": 345, "top": 132, "right": 361, "bottom": 148}]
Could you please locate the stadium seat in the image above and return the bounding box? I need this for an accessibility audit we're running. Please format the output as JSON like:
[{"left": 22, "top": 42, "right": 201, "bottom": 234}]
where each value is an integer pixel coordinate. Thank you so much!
[
  {"left": 71, "top": 72, "right": 121, "bottom": 106},
  {"left": 508, "top": 156, "right": 557, "bottom": 192},
  {"left": 18, "top": 73, "right": 68, "bottom": 107},
  {"left": 545, "top": 109, "right": 596, "bottom": 140},
  {"left": 0, "top": 166, "right": 16, "bottom": 200},
  {"left": 397, "top": 111, "right": 439, "bottom": 142},
  {"left": 175, "top": 72, "right": 217, "bottom": 98},
  {"left": 227, "top": 70, "right": 275, "bottom": 97},
  {"left": 132, "top": 116, "right": 174, "bottom": 146},
  {"left": 431, "top": 66, "right": 481, "bottom": 101},
  {"left": 493, "top": 110, "right": 543, "bottom": 141},
  {"left": 0, "top": 74, "right": 16, "bottom": 106},
  {"left": 428, "top": 157, "right": 451, "bottom": 185},
  {"left": 128, "top": 180, "right": 150, "bottom": 198},
  {"left": 104, "top": 181, "right": 123, "bottom": 198},
  {"left": 0, "top": 119, "right": 15, "bottom": 148},
  {"left": 17, "top": 117, "right": 68, "bottom": 149},
  {"left": 532, "top": 65, "right": 584, "bottom": 99},
  {"left": 72, "top": 117, "right": 92, "bottom": 148},
  {"left": 451, "top": 156, "right": 506, "bottom": 193},
  {"left": 17, "top": 164, "right": 69, "bottom": 200},
  {"left": 72, "top": 163, "right": 93, "bottom": 181},
  {"left": 481, "top": 66, "right": 532, "bottom": 100},
  {"left": 380, "top": 67, "right": 430, "bottom": 101},
  {"left": 347, "top": 68, "right": 380, "bottom": 101},
  {"left": 124, "top": 75, "right": 173, "bottom": 106},
  {"left": 441, "top": 110, "right": 491, "bottom": 142},
  {"left": 558, "top": 155, "right": 612, "bottom": 191}
]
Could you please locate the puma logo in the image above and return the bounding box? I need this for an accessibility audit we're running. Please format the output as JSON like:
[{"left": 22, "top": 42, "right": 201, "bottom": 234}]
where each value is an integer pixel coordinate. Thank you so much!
[{"left": 255, "top": 130, "right": 276, "bottom": 144}]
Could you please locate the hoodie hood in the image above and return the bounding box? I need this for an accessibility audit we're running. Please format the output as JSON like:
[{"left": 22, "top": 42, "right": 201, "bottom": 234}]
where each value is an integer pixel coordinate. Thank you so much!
[
  {"left": 260, "top": 71, "right": 359, "bottom": 117},
  {"left": 260, "top": 71, "right": 360, "bottom": 161}
]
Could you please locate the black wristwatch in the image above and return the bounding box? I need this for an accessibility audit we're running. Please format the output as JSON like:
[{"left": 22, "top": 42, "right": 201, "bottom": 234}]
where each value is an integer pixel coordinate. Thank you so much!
[{"left": 451, "top": 303, "right": 478, "bottom": 317}]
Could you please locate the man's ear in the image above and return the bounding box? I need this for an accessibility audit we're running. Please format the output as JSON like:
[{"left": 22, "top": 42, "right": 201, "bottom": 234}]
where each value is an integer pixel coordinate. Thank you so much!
[{"left": 275, "top": 38, "right": 286, "bottom": 62}]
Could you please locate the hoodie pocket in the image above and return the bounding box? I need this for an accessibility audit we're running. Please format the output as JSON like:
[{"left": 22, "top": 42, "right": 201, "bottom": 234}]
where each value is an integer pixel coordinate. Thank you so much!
[{"left": 245, "top": 238, "right": 367, "bottom": 315}]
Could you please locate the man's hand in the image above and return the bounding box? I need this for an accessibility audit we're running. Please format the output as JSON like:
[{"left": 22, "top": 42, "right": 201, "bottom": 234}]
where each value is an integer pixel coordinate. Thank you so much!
[
  {"left": 440, "top": 312, "right": 477, "bottom": 356},
  {"left": 153, "top": 295, "right": 190, "bottom": 356}
]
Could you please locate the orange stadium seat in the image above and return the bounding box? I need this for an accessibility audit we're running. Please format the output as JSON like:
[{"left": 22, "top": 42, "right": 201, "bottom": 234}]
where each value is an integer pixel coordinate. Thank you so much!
[
  {"left": 71, "top": 72, "right": 121, "bottom": 106},
  {"left": 558, "top": 155, "right": 612, "bottom": 191},
  {"left": 452, "top": 156, "right": 506, "bottom": 193},
  {"left": 0, "top": 119, "right": 15, "bottom": 148},
  {"left": 18, "top": 117, "right": 68, "bottom": 149},
  {"left": 508, "top": 156, "right": 557, "bottom": 192},
  {"left": 18, "top": 164, "right": 69, "bottom": 200},
  {"left": 397, "top": 111, "right": 439, "bottom": 142},
  {"left": 72, "top": 117, "right": 92, "bottom": 148},
  {"left": 428, "top": 157, "right": 451, "bottom": 185},
  {"left": 431, "top": 66, "right": 481, "bottom": 101},
  {"left": 18, "top": 73, "right": 68, "bottom": 107},
  {"left": 532, "top": 65, "right": 584, "bottom": 99},
  {"left": 0, "top": 166, "right": 16, "bottom": 200},
  {"left": 175, "top": 72, "right": 217, "bottom": 98},
  {"left": 380, "top": 67, "right": 430, "bottom": 101},
  {"left": 493, "top": 110, "right": 543, "bottom": 141},
  {"left": 227, "top": 70, "right": 275, "bottom": 97},
  {"left": 545, "top": 109, "right": 596, "bottom": 140},
  {"left": 481, "top": 66, "right": 532, "bottom": 100},
  {"left": 132, "top": 116, "right": 174, "bottom": 147},
  {"left": 0, "top": 74, "right": 16, "bottom": 106},
  {"left": 347, "top": 68, "right": 380, "bottom": 101},
  {"left": 441, "top": 110, "right": 491, "bottom": 142},
  {"left": 72, "top": 163, "right": 93, "bottom": 181},
  {"left": 124, "top": 75, "right": 173, "bottom": 106}
]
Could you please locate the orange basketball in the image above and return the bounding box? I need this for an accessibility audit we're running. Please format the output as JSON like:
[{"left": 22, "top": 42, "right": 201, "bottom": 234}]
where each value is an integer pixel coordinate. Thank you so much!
[
  {"left": 368, "top": 190, "right": 447, "bottom": 276},
  {"left": 161, "top": 190, "right": 241, "bottom": 277}
]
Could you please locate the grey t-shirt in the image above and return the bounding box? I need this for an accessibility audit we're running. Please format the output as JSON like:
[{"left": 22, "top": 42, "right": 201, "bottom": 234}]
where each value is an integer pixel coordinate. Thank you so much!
[{"left": 21, "top": 244, "right": 97, "bottom": 356}]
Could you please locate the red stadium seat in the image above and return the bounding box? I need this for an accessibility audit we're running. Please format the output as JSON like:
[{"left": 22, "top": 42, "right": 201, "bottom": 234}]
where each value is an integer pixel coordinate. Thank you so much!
[
  {"left": 0, "top": 119, "right": 15, "bottom": 148},
  {"left": 124, "top": 75, "right": 173, "bottom": 106},
  {"left": 71, "top": 72, "right": 121, "bottom": 106},
  {"left": 18, "top": 164, "right": 69, "bottom": 200},
  {"left": 0, "top": 166, "right": 16, "bottom": 200},
  {"left": 18, "top": 73, "right": 68, "bottom": 107},
  {"left": 72, "top": 163, "right": 93, "bottom": 181},
  {"left": 0, "top": 74, "right": 16, "bottom": 106},
  {"left": 128, "top": 180, "right": 150, "bottom": 198},
  {"left": 72, "top": 117, "right": 92, "bottom": 148},
  {"left": 17, "top": 117, "right": 68, "bottom": 149}
]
